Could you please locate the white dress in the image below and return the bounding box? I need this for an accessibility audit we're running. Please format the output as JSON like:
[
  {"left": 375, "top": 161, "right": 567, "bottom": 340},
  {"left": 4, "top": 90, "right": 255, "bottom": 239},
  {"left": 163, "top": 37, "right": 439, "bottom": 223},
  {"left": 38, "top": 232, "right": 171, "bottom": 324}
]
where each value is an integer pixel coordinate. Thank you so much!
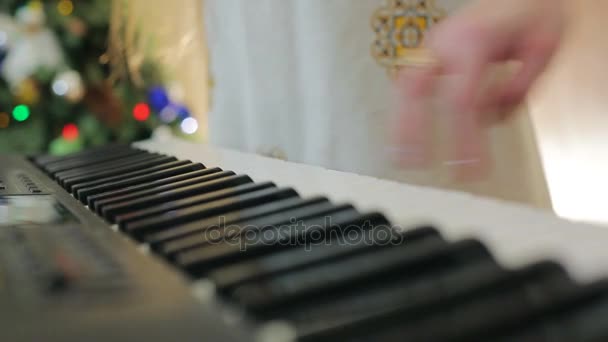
[{"left": 204, "top": 0, "right": 551, "bottom": 208}]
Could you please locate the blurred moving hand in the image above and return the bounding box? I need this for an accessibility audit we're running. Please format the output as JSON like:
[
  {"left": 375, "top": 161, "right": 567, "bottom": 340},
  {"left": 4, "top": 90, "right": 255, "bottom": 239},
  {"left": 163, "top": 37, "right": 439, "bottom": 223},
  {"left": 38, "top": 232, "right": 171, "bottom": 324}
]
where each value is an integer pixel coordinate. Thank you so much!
[{"left": 393, "top": 0, "right": 566, "bottom": 180}]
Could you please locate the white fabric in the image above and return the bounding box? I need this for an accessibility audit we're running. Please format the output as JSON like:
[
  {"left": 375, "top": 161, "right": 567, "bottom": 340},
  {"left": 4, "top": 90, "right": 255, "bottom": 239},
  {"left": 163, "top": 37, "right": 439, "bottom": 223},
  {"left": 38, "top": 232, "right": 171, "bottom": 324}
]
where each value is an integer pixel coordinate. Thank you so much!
[{"left": 204, "top": 0, "right": 551, "bottom": 208}]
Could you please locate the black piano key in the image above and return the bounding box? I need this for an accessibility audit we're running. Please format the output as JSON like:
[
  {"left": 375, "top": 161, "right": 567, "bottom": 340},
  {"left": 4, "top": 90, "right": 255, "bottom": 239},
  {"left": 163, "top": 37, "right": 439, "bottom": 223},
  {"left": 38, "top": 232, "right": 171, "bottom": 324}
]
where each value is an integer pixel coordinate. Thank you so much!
[
  {"left": 314, "top": 261, "right": 575, "bottom": 342},
  {"left": 438, "top": 266, "right": 577, "bottom": 342},
  {"left": 68, "top": 158, "right": 187, "bottom": 199},
  {"left": 100, "top": 173, "right": 249, "bottom": 222},
  {"left": 45, "top": 148, "right": 146, "bottom": 175},
  {"left": 292, "top": 259, "right": 504, "bottom": 339},
  {"left": 88, "top": 165, "right": 216, "bottom": 210},
  {"left": 62, "top": 155, "right": 176, "bottom": 190},
  {"left": 74, "top": 160, "right": 200, "bottom": 203},
  {"left": 208, "top": 222, "right": 439, "bottom": 294},
  {"left": 85, "top": 169, "right": 234, "bottom": 211},
  {"left": 496, "top": 281, "right": 608, "bottom": 342},
  {"left": 145, "top": 196, "right": 329, "bottom": 251},
  {"left": 174, "top": 204, "right": 360, "bottom": 276},
  {"left": 230, "top": 238, "right": 492, "bottom": 314},
  {"left": 115, "top": 182, "right": 277, "bottom": 227},
  {"left": 159, "top": 200, "right": 341, "bottom": 261},
  {"left": 123, "top": 186, "right": 299, "bottom": 240},
  {"left": 92, "top": 167, "right": 227, "bottom": 214},
  {"left": 55, "top": 153, "right": 170, "bottom": 184},
  {"left": 54, "top": 152, "right": 164, "bottom": 184},
  {"left": 33, "top": 143, "right": 129, "bottom": 166}
]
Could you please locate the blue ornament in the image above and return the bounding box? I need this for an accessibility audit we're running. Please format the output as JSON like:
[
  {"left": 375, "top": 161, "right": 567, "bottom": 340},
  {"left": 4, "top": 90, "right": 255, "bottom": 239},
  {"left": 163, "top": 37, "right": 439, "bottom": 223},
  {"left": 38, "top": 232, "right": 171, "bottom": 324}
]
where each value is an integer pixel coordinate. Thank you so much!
[
  {"left": 175, "top": 104, "right": 191, "bottom": 119},
  {"left": 147, "top": 86, "right": 170, "bottom": 112}
]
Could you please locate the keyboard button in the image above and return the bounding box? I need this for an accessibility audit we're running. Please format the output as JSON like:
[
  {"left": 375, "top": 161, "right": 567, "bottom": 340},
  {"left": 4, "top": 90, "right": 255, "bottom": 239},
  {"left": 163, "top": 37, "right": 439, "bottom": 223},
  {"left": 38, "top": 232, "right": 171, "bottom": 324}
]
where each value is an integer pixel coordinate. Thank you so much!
[
  {"left": 145, "top": 196, "right": 329, "bottom": 250},
  {"left": 156, "top": 199, "right": 338, "bottom": 261},
  {"left": 115, "top": 182, "right": 277, "bottom": 227},
  {"left": 100, "top": 173, "right": 250, "bottom": 222},
  {"left": 230, "top": 239, "right": 492, "bottom": 314},
  {"left": 88, "top": 166, "right": 217, "bottom": 209},
  {"left": 175, "top": 204, "right": 359, "bottom": 276},
  {"left": 209, "top": 220, "right": 439, "bottom": 294},
  {"left": 123, "top": 187, "right": 299, "bottom": 240}
]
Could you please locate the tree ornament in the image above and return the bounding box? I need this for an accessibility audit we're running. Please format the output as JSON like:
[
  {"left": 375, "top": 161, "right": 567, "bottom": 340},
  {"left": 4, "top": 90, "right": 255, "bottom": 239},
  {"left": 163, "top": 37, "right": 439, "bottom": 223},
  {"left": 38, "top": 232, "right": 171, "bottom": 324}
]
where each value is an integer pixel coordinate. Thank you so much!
[
  {"left": 1, "top": 4, "right": 65, "bottom": 88},
  {"left": 147, "top": 86, "right": 170, "bottom": 112},
  {"left": 52, "top": 70, "right": 84, "bottom": 102},
  {"left": 0, "top": 14, "right": 18, "bottom": 67},
  {"left": 16, "top": 1, "right": 46, "bottom": 31},
  {"left": 14, "top": 78, "right": 40, "bottom": 105}
]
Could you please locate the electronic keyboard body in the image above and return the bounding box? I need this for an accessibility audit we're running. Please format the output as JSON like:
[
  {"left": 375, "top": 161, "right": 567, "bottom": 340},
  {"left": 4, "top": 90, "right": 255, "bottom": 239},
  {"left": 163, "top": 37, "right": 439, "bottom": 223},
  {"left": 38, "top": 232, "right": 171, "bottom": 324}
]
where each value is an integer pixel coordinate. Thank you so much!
[
  {"left": 2, "top": 139, "right": 608, "bottom": 341},
  {"left": 0, "top": 155, "right": 247, "bottom": 341}
]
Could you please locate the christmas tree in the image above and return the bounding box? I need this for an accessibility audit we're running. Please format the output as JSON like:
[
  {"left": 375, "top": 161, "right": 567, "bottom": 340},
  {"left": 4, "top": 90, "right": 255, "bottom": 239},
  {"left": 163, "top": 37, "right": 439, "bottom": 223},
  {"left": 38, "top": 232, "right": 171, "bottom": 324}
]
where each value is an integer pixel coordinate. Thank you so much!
[{"left": 0, "top": 0, "right": 198, "bottom": 155}]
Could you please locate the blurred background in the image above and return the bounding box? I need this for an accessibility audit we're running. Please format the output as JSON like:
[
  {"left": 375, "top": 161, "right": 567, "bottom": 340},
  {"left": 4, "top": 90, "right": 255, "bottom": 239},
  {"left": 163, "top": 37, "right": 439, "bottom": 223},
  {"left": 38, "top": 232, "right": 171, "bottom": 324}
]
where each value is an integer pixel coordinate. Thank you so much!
[
  {"left": 0, "top": 0, "right": 606, "bottom": 226},
  {"left": 0, "top": 0, "right": 207, "bottom": 156}
]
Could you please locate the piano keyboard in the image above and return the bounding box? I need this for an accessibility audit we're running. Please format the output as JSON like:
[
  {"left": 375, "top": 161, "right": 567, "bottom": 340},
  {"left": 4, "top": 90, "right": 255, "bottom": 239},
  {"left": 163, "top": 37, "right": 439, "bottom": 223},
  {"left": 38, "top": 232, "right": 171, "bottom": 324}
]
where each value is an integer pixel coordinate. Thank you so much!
[{"left": 2, "top": 142, "right": 608, "bottom": 341}]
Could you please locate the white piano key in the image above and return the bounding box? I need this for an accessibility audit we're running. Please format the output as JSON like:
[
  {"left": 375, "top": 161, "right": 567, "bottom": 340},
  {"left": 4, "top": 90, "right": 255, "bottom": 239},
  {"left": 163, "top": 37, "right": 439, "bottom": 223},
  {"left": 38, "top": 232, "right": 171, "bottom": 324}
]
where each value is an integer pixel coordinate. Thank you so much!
[{"left": 136, "top": 138, "right": 608, "bottom": 282}]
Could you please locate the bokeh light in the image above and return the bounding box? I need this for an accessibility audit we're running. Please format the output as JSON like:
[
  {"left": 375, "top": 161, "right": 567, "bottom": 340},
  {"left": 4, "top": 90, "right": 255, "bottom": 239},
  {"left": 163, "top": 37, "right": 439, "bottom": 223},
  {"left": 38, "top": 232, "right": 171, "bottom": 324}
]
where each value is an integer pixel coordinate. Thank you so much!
[
  {"left": 133, "top": 103, "right": 151, "bottom": 121},
  {"left": 62, "top": 123, "right": 79, "bottom": 141},
  {"left": 57, "top": 0, "right": 74, "bottom": 16},
  {"left": 180, "top": 117, "right": 198, "bottom": 134},
  {"left": 12, "top": 105, "right": 30, "bottom": 122}
]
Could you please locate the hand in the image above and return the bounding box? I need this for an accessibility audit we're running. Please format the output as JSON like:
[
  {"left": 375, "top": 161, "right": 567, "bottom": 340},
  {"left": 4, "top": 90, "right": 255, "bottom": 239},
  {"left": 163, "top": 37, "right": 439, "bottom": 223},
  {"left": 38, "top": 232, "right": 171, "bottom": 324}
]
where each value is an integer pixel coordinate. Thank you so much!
[{"left": 392, "top": 0, "right": 566, "bottom": 180}]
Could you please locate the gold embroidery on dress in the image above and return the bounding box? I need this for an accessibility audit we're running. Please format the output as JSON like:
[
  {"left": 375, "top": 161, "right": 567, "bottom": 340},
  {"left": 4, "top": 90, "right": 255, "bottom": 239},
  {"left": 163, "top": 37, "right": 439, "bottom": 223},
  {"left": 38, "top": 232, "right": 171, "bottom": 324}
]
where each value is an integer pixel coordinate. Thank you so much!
[{"left": 372, "top": 0, "right": 445, "bottom": 74}]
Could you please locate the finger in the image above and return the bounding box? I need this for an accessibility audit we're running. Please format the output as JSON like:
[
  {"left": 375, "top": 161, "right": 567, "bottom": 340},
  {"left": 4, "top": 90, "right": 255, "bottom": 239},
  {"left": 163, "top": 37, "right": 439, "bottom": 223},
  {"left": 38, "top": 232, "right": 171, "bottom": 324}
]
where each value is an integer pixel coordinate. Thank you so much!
[
  {"left": 391, "top": 65, "right": 439, "bottom": 168},
  {"left": 447, "top": 103, "right": 492, "bottom": 182},
  {"left": 496, "top": 36, "right": 558, "bottom": 112},
  {"left": 427, "top": 20, "right": 496, "bottom": 115},
  {"left": 431, "top": 40, "right": 493, "bottom": 180}
]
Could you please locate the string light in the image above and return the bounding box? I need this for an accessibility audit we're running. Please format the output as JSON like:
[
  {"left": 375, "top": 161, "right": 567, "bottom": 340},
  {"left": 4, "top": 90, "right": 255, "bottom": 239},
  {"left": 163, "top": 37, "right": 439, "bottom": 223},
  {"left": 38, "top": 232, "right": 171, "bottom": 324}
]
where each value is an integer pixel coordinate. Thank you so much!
[
  {"left": 0, "top": 112, "right": 9, "bottom": 128},
  {"left": 52, "top": 79, "right": 69, "bottom": 96},
  {"left": 61, "top": 123, "right": 79, "bottom": 141},
  {"left": 133, "top": 103, "right": 151, "bottom": 121},
  {"left": 12, "top": 105, "right": 30, "bottom": 122},
  {"left": 57, "top": 0, "right": 74, "bottom": 16},
  {"left": 180, "top": 117, "right": 199, "bottom": 135}
]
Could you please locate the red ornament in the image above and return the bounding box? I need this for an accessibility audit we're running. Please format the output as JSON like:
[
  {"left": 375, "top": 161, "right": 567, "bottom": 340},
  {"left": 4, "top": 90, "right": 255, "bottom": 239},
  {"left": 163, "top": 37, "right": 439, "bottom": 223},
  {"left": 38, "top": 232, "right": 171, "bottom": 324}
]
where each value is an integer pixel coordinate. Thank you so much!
[
  {"left": 62, "top": 123, "right": 79, "bottom": 141},
  {"left": 133, "top": 103, "right": 151, "bottom": 121}
]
